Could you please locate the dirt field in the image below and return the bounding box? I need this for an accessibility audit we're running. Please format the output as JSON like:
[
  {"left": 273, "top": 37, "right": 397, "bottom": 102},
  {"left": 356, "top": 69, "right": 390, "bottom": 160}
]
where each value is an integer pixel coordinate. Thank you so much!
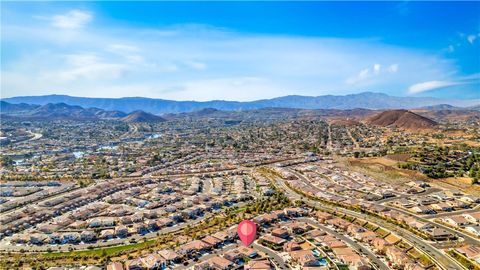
[
  {"left": 435, "top": 177, "right": 480, "bottom": 196},
  {"left": 339, "top": 157, "right": 425, "bottom": 185},
  {"left": 342, "top": 156, "right": 480, "bottom": 196},
  {"left": 385, "top": 154, "right": 411, "bottom": 162}
]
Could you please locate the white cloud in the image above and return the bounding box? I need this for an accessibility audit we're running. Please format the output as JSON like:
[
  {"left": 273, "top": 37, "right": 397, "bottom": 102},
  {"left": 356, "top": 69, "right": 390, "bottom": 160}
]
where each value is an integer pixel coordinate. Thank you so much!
[
  {"left": 184, "top": 60, "right": 207, "bottom": 71},
  {"left": 408, "top": 73, "right": 480, "bottom": 94},
  {"left": 50, "top": 53, "right": 128, "bottom": 81},
  {"left": 346, "top": 63, "right": 398, "bottom": 85},
  {"left": 467, "top": 34, "right": 477, "bottom": 44},
  {"left": 51, "top": 10, "right": 92, "bottom": 29},
  {"left": 346, "top": 68, "right": 370, "bottom": 85},
  {"left": 108, "top": 44, "right": 138, "bottom": 53},
  {"left": 65, "top": 54, "right": 99, "bottom": 66},
  {"left": 58, "top": 63, "right": 126, "bottom": 81},
  {"left": 1, "top": 14, "right": 467, "bottom": 100},
  {"left": 373, "top": 64, "right": 381, "bottom": 75},
  {"left": 388, "top": 64, "right": 399, "bottom": 73},
  {"left": 408, "top": 80, "right": 461, "bottom": 94}
]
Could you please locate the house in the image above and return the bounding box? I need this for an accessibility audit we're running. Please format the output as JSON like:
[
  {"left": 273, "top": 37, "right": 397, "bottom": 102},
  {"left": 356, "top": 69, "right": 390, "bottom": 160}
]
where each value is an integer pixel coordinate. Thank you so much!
[
  {"left": 406, "top": 220, "right": 433, "bottom": 231},
  {"left": 133, "top": 223, "right": 147, "bottom": 235},
  {"left": 145, "top": 220, "right": 158, "bottom": 231},
  {"left": 62, "top": 232, "right": 80, "bottom": 244},
  {"left": 211, "top": 230, "right": 231, "bottom": 242},
  {"left": 158, "top": 249, "right": 181, "bottom": 264},
  {"left": 244, "top": 259, "right": 273, "bottom": 270},
  {"left": 178, "top": 239, "right": 211, "bottom": 255},
  {"left": 307, "top": 229, "right": 326, "bottom": 239},
  {"left": 326, "top": 218, "right": 351, "bottom": 231},
  {"left": 431, "top": 203, "right": 454, "bottom": 212},
  {"left": 125, "top": 258, "right": 144, "bottom": 270},
  {"left": 80, "top": 230, "right": 96, "bottom": 242},
  {"left": 100, "top": 229, "right": 115, "bottom": 240},
  {"left": 284, "top": 207, "right": 304, "bottom": 217},
  {"left": 455, "top": 245, "right": 480, "bottom": 259},
  {"left": 224, "top": 249, "right": 244, "bottom": 263},
  {"left": 286, "top": 222, "right": 312, "bottom": 234},
  {"left": 427, "top": 228, "right": 455, "bottom": 241},
  {"left": 261, "top": 213, "right": 279, "bottom": 223},
  {"left": 107, "top": 262, "right": 124, "bottom": 270},
  {"left": 271, "top": 227, "right": 289, "bottom": 239},
  {"left": 315, "top": 211, "right": 333, "bottom": 223},
  {"left": 115, "top": 225, "right": 129, "bottom": 238},
  {"left": 371, "top": 238, "right": 392, "bottom": 254},
  {"left": 443, "top": 216, "right": 470, "bottom": 227},
  {"left": 238, "top": 246, "right": 258, "bottom": 258},
  {"left": 463, "top": 213, "right": 480, "bottom": 224},
  {"left": 289, "top": 250, "right": 319, "bottom": 268},
  {"left": 202, "top": 235, "right": 223, "bottom": 247},
  {"left": 141, "top": 253, "right": 167, "bottom": 269},
  {"left": 156, "top": 217, "right": 174, "bottom": 228},
  {"left": 395, "top": 198, "right": 415, "bottom": 208},
  {"left": 459, "top": 195, "right": 480, "bottom": 203},
  {"left": 411, "top": 206, "right": 435, "bottom": 214},
  {"left": 259, "top": 234, "right": 286, "bottom": 250},
  {"left": 337, "top": 253, "right": 369, "bottom": 269},
  {"left": 207, "top": 256, "right": 234, "bottom": 269},
  {"left": 48, "top": 233, "right": 61, "bottom": 244},
  {"left": 465, "top": 226, "right": 480, "bottom": 237},
  {"left": 29, "top": 233, "right": 47, "bottom": 245},
  {"left": 347, "top": 224, "right": 365, "bottom": 235},
  {"left": 355, "top": 231, "right": 377, "bottom": 242},
  {"left": 386, "top": 246, "right": 411, "bottom": 268},
  {"left": 283, "top": 242, "right": 302, "bottom": 252}
]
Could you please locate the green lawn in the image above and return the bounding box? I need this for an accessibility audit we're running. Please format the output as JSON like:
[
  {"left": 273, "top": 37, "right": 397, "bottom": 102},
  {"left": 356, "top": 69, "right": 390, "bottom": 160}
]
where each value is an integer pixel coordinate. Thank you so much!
[{"left": 42, "top": 239, "right": 156, "bottom": 258}]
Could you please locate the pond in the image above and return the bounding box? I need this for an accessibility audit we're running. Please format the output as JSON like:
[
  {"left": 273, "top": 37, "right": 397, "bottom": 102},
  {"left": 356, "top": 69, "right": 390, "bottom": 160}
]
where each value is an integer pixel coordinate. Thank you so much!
[{"left": 73, "top": 151, "right": 85, "bottom": 158}]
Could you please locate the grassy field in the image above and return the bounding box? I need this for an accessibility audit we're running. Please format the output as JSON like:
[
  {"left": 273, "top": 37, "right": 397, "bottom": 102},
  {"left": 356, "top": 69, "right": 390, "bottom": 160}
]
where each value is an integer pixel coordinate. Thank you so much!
[{"left": 42, "top": 239, "right": 156, "bottom": 258}]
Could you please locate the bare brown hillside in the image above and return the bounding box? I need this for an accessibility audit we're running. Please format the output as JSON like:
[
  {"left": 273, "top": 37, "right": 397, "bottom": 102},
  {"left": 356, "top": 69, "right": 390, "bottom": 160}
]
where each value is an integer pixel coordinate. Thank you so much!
[
  {"left": 367, "top": 109, "right": 437, "bottom": 129},
  {"left": 122, "top": 110, "right": 166, "bottom": 123}
]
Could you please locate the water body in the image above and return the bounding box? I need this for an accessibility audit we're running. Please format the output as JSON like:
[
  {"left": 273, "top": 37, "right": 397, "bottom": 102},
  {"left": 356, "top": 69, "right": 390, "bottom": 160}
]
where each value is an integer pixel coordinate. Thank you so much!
[
  {"left": 73, "top": 151, "right": 85, "bottom": 159},
  {"left": 149, "top": 134, "right": 161, "bottom": 139},
  {"left": 99, "top": 145, "right": 117, "bottom": 150},
  {"left": 13, "top": 159, "right": 24, "bottom": 165}
]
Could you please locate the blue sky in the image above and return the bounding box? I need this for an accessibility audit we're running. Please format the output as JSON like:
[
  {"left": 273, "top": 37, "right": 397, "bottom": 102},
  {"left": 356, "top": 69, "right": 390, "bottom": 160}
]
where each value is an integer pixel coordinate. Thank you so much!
[{"left": 1, "top": 1, "right": 479, "bottom": 101}]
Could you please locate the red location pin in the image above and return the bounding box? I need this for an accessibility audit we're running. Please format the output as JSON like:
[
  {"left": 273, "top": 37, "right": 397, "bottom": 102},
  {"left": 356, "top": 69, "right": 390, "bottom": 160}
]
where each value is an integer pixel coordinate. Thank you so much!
[{"left": 237, "top": 220, "right": 257, "bottom": 247}]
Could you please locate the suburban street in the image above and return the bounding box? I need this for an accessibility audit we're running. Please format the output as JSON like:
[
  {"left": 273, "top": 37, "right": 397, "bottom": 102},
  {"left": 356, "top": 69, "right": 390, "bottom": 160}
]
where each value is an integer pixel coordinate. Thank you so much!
[
  {"left": 299, "top": 217, "right": 390, "bottom": 270},
  {"left": 273, "top": 175, "right": 466, "bottom": 270}
]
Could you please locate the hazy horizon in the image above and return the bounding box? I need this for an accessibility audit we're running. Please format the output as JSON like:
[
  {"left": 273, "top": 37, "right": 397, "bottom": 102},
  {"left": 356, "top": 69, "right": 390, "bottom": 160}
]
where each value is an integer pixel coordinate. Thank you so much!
[{"left": 2, "top": 91, "right": 480, "bottom": 103}]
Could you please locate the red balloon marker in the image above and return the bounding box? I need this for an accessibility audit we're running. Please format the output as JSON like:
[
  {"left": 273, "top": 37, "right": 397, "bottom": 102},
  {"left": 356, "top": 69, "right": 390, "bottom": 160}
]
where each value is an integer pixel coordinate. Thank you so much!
[{"left": 237, "top": 220, "right": 257, "bottom": 247}]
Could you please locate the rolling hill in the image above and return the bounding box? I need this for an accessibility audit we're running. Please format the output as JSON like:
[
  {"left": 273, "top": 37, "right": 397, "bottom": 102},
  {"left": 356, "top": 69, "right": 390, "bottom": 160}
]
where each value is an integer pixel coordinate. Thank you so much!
[
  {"left": 1, "top": 101, "right": 128, "bottom": 121},
  {"left": 367, "top": 109, "right": 438, "bottom": 129},
  {"left": 121, "top": 111, "right": 166, "bottom": 123}
]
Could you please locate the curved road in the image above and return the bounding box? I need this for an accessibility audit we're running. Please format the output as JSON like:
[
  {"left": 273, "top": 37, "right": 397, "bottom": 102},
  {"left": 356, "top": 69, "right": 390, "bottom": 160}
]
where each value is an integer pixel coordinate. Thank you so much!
[
  {"left": 298, "top": 217, "right": 390, "bottom": 270},
  {"left": 252, "top": 242, "right": 288, "bottom": 270},
  {"left": 385, "top": 205, "right": 480, "bottom": 245},
  {"left": 273, "top": 175, "right": 465, "bottom": 270}
]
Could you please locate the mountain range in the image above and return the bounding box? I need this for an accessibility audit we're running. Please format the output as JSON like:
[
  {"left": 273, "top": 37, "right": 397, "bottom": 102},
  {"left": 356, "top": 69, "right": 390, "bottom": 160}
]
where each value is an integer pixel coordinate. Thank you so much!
[
  {"left": 3, "top": 100, "right": 479, "bottom": 126},
  {"left": 3, "top": 92, "right": 479, "bottom": 114},
  {"left": 0, "top": 101, "right": 165, "bottom": 122}
]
